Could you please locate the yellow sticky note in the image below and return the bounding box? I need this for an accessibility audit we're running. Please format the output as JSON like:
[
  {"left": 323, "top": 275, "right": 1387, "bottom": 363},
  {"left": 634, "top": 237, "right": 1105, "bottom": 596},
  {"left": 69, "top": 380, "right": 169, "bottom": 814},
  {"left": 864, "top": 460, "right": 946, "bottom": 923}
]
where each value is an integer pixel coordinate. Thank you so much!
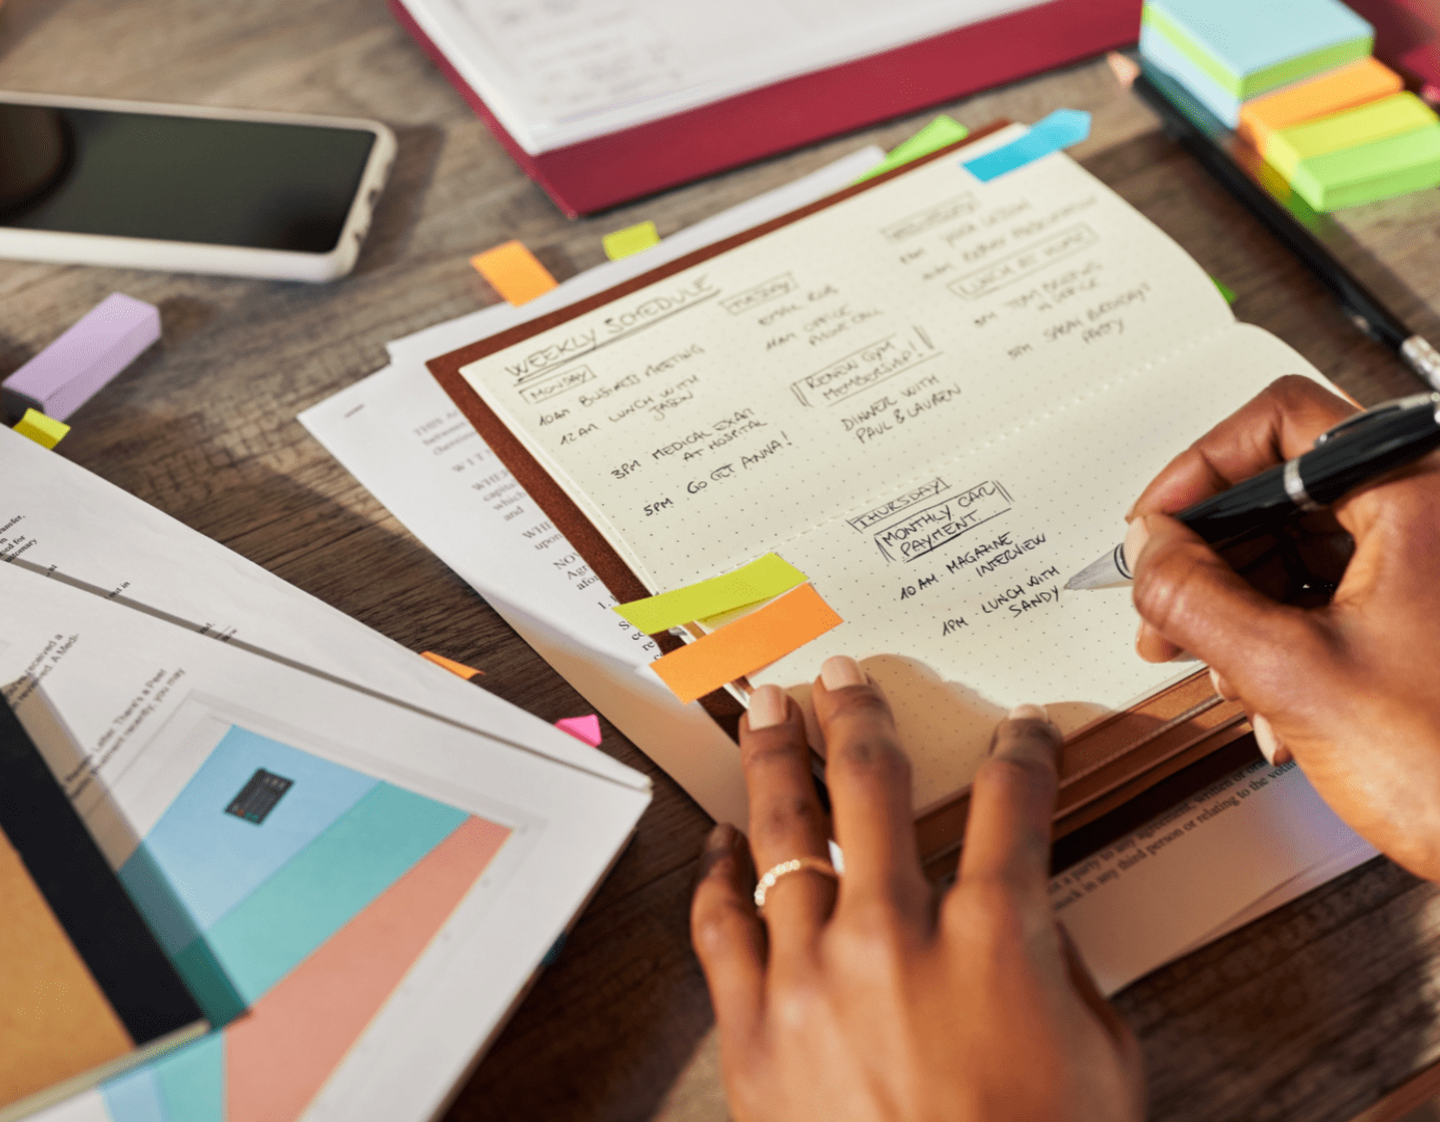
[
  {"left": 649, "top": 584, "right": 842, "bottom": 705},
  {"left": 602, "top": 221, "right": 660, "bottom": 261},
  {"left": 470, "top": 240, "right": 558, "bottom": 305},
  {"left": 615, "top": 553, "right": 807, "bottom": 633},
  {"left": 14, "top": 408, "right": 69, "bottom": 449}
]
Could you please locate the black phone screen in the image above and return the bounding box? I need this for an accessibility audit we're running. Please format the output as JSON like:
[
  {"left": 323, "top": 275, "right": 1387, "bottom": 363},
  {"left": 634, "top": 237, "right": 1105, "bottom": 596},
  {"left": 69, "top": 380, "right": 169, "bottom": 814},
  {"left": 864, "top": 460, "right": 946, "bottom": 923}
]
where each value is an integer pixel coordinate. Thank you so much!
[{"left": 0, "top": 102, "right": 377, "bottom": 253}]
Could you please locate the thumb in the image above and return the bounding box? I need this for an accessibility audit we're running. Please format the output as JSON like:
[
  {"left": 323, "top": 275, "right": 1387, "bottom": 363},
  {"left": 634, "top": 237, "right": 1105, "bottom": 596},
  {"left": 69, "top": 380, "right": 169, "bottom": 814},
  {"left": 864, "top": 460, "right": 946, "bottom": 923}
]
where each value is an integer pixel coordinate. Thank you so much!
[{"left": 1129, "top": 514, "right": 1334, "bottom": 707}]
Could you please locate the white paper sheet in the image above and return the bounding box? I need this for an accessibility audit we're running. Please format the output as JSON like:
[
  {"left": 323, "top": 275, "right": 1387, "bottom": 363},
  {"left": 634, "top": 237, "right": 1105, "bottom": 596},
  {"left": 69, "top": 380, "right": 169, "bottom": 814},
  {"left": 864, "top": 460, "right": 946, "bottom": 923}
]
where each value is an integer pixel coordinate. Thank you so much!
[
  {"left": 0, "top": 425, "right": 640, "bottom": 788},
  {"left": 1050, "top": 757, "right": 1375, "bottom": 995},
  {"left": 398, "top": 0, "right": 1044, "bottom": 152},
  {"left": 4, "top": 564, "right": 649, "bottom": 1122}
]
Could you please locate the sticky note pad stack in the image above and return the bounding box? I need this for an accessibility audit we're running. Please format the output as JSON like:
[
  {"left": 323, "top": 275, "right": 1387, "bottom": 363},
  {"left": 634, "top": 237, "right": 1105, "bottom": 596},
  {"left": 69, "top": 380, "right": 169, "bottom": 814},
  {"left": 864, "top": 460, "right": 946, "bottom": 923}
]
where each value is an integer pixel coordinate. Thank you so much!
[
  {"left": 1142, "top": 0, "right": 1440, "bottom": 210},
  {"left": 1140, "top": 0, "right": 1374, "bottom": 128}
]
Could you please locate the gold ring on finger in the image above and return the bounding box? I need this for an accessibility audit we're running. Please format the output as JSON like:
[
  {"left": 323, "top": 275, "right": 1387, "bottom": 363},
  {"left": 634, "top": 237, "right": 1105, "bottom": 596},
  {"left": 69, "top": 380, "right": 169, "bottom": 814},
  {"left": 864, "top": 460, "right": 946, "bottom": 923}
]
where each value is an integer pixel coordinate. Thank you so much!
[{"left": 753, "top": 856, "right": 839, "bottom": 915}]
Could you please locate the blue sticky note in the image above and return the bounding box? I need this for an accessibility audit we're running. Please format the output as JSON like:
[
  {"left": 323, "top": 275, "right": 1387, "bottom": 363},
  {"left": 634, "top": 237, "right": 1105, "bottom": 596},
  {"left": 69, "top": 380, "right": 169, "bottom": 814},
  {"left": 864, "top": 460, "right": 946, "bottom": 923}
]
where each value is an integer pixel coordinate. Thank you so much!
[
  {"left": 963, "top": 110, "right": 1091, "bottom": 182},
  {"left": 1140, "top": 25, "right": 1243, "bottom": 127},
  {"left": 1144, "top": 0, "right": 1372, "bottom": 99}
]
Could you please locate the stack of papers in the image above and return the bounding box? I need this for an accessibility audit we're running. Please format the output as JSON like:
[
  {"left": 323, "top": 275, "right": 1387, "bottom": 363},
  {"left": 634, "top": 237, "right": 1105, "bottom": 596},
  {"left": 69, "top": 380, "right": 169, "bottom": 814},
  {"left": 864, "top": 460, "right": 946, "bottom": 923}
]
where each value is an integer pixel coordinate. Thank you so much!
[
  {"left": 302, "top": 140, "right": 1379, "bottom": 995},
  {"left": 2, "top": 425, "right": 650, "bottom": 1122}
]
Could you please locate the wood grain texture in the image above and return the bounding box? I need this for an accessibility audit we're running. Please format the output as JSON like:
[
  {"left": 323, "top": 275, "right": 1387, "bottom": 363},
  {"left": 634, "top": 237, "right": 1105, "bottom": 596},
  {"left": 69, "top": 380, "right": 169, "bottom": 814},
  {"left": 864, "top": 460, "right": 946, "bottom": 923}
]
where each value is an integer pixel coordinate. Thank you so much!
[{"left": 5, "top": 2, "right": 1440, "bottom": 1120}]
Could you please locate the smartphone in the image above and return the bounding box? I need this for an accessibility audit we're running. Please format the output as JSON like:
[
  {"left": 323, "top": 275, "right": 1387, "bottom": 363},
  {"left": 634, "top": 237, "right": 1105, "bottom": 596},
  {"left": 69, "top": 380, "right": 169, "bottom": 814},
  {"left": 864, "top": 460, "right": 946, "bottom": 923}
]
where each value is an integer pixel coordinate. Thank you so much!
[{"left": 0, "top": 91, "right": 396, "bottom": 282}]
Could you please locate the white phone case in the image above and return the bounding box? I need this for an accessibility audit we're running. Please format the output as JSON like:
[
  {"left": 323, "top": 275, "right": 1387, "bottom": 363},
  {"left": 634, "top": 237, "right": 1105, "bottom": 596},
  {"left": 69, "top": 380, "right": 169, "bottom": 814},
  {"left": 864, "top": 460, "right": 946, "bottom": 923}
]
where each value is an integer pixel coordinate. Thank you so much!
[{"left": 0, "top": 90, "right": 397, "bottom": 282}]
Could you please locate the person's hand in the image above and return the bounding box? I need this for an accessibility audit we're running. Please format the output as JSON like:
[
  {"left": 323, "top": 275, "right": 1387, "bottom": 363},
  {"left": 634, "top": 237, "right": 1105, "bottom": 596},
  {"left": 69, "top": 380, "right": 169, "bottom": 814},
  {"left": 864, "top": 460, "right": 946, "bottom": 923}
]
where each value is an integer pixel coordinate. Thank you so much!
[
  {"left": 691, "top": 658, "right": 1143, "bottom": 1122},
  {"left": 1128, "top": 374, "right": 1440, "bottom": 879}
]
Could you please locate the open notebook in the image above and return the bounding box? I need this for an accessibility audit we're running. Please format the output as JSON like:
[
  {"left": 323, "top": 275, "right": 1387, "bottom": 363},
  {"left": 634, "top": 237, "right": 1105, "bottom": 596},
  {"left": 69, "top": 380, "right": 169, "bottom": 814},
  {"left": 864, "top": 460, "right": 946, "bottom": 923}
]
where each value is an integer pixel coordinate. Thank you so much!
[{"left": 429, "top": 122, "right": 1341, "bottom": 858}]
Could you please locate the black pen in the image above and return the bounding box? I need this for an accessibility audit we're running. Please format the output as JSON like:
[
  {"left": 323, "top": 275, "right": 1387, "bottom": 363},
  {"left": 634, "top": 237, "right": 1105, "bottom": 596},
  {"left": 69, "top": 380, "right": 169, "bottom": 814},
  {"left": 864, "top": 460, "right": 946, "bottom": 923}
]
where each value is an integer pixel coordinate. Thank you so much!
[
  {"left": 1133, "top": 65, "right": 1440, "bottom": 391},
  {"left": 1067, "top": 391, "right": 1440, "bottom": 589}
]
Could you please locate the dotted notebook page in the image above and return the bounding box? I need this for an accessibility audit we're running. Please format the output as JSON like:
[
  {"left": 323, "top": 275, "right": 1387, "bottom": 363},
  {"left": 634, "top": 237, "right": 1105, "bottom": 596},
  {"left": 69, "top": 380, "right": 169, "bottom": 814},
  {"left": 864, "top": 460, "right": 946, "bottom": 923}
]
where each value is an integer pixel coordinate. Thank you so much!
[
  {"left": 750, "top": 325, "right": 1339, "bottom": 810},
  {"left": 458, "top": 130, "right": 1235, "bottom": 592}
]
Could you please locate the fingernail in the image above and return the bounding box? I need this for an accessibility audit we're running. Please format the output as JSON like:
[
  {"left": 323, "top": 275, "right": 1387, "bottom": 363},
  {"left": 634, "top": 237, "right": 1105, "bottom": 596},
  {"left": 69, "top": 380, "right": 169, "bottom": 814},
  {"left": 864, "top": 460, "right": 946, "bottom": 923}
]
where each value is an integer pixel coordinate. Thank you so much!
[
  {"left": 820, "top": 655, "right": 865, "bottom": 691},
  {"left": 1209, "top": 667, "right": 1224, "bottom": 695},
  {"left": 1008, "top": 703, "right": 1050, "bottom": 723},
  {"left": 1136, "top": 621, "right": 1147, "bottom": 648},
  {"left": 1253, "top": 713, "right": 1282, "bottom": 765},
  {"left": 706, "top": 822, "right": 736, "bottom": 853},
  {"left": 1123, "top": 516, "right": 1151, "bottom": 573},
  {"left": 748, "top": 684, "right": 788, "bottom": 730},
  {"left": 1125, "top": 497, "right": 1139, "bottom": 520}
]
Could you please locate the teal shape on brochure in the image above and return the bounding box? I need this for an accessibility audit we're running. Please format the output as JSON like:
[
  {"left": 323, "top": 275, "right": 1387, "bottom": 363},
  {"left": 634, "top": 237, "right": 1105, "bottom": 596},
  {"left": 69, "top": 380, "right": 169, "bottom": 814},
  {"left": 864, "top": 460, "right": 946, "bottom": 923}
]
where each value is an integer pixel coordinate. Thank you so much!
[
  {"left": 102, "top": 1066, "right": 170, "bottom": 1122},
  {"left": 117, "top": 844, "right": 246, "bottom": 1025},
  {"left": 199, "top": 782, "right": 467, "bottom": 1003},
  {"left": 171, "top": 937, "right": 247, "bottom": 1026},
  {"left": 120, "top": 725, "right": 378, "bottom": 942},
  {"left": 152, "top": 1033, "right": 225, "bottom": 1122},
  {"left": 963, "top": 110, "right": 1091, "bottom": 182},
  {"left": 1140, "top": 24, "right": 1243, "bottom": 127}
]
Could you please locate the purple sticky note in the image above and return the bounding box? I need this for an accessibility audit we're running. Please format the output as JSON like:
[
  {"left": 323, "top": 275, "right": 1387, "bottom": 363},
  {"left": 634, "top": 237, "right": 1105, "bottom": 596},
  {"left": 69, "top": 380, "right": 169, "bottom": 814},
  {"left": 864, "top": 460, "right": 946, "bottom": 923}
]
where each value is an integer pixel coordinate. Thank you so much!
[{"left": 2, "top": 293, "right": 160, "bottom": 423}]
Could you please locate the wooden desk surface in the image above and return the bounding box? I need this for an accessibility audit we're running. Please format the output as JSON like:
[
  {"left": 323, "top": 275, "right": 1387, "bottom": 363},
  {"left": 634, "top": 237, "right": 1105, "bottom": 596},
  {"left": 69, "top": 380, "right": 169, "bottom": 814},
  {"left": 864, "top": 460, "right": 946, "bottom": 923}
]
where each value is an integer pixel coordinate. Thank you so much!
[{"left": 6, "top": 2, "right": 1440, "bottom": 1120}]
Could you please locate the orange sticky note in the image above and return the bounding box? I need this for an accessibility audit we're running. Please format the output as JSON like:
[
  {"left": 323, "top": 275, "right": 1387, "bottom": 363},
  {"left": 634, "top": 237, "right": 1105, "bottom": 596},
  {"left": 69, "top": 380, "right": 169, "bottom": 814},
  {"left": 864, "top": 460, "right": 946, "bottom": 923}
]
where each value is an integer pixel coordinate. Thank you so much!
[
  {"left": 650, "top": 584, "right": 842, "bottom": 705},
  {"left": 470, "top": 240, "right": 558, "bottom": 305},
  {"left": 421, "top": 651, "right": 484, "bottom": 679},
  {"left": 1239, "top": 58, "right": 1404, "bottom": 152}
]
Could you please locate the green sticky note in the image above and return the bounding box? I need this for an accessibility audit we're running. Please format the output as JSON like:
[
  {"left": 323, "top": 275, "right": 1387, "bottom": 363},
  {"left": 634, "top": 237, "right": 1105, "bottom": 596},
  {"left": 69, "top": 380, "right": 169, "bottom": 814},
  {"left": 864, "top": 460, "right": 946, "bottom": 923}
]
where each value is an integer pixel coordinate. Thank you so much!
[
  {"left": 1291, "top": 123, "right": 1440, "bottom": 211},
  {"left": 1211, "top": 277, "right": 1237, "bottom": 304},
  {"left": 1268, "top": 93, "right": 1437, "bottom": 180},
  {"left": 614, "top": 553, "right": 807, "bottom": 633},
  {"left": 602, "top": 221, "right": 661, "bottom": 260},
  {"left": 854, "top": 116, "right": 970, "bottom": 183}
]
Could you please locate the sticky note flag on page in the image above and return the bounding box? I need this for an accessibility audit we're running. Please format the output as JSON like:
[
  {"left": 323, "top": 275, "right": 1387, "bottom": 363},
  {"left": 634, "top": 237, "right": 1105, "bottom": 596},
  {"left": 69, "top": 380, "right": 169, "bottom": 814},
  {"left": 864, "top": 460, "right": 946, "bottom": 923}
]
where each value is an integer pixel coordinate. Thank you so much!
[
  {"left": 420, "top": 651, "right": 484, "bottom": 680},
  {"left": 470, "top": 241, "right": 558, "bottom": 305},
  {"left": 615, "top": 553, "right": 808, "bottom": 633},
  {"left": 649, "top": 584, "right": 842, "bottom": 705},
  {"left": 964, "top": 110, "right": 1091, "bottom": 182},
  {"left": 854, "top": 116, "right": 971, "bottom": 183},
  {"left": 555, "top": 715, "right": 603, "bottom": 747},
  {"left": 14, "top": 409, "right": 69, "bottom": 449},
  {"left": 602, "top": 221, "right": 660, "bottom": 260}
]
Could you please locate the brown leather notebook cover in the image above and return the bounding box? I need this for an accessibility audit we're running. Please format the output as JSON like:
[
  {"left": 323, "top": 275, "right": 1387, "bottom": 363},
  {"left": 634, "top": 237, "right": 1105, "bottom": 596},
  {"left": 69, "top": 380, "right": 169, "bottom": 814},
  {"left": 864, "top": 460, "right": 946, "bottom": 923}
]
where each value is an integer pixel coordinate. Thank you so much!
[{"left": 427, "top": 124, "right": 1252, "bottom": 867}]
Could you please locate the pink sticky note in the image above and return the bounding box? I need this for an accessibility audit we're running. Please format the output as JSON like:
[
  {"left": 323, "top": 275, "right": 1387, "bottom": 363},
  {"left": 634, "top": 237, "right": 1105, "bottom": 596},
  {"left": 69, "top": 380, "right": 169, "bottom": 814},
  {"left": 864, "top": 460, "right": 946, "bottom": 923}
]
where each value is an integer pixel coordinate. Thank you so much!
[
  {"left": 555, "top": 715, "right": 602, "bottom": 747},
  {"left": 2, "top": 293, "right": 160, "bottom": 423}
]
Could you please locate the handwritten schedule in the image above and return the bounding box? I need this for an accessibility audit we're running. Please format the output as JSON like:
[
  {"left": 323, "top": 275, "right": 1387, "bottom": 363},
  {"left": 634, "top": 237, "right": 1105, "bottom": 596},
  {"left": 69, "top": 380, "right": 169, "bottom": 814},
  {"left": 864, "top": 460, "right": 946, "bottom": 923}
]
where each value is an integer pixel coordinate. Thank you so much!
[{"left": 457, "top": 127, "right": 1336, "bottom": 807}]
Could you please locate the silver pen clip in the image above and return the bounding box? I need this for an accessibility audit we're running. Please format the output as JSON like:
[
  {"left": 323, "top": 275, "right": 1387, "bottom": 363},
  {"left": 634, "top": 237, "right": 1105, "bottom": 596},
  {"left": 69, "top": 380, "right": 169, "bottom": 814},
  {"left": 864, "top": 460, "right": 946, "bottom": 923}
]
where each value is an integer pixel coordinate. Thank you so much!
[{"left": 1312, "top": 391, "right": 1440, "bottom": 447}]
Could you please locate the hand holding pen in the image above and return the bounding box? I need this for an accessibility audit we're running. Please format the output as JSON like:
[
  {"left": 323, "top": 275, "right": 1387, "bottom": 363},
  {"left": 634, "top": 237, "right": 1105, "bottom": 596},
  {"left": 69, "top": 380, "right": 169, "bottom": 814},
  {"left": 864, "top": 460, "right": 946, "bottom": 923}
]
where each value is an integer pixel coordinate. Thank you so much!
[{"left": 1092, "top": 376, "right": 1440, "bottom": 882}]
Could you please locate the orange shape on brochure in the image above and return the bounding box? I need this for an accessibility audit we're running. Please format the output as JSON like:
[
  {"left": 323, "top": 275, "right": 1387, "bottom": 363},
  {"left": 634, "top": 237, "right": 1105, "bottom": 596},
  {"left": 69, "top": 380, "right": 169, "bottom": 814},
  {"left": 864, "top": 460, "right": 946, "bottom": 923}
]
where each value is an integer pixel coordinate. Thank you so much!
[
  {"left": 469, "top": 241, "right": 558, "bottom": 306},
  {"left": 420, "top": 651, "right": 485, "bottom": 680},
  {"left": 225, "top": 814, "right": 512, "bottom": 1122},
  {"left": 650, "top": 584, "right": 843, "bottom": 705}
]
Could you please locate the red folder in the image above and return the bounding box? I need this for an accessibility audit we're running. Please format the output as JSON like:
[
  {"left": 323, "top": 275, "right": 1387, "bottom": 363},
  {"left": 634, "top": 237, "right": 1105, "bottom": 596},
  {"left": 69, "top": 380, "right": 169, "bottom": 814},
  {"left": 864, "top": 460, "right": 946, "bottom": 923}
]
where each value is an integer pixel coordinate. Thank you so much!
[
  {"left": 1348, "top": 0, "right": 1440, "bottom": 91},
  {"left": 391, "top": 0, "right": 1142, "bottom": 216}
]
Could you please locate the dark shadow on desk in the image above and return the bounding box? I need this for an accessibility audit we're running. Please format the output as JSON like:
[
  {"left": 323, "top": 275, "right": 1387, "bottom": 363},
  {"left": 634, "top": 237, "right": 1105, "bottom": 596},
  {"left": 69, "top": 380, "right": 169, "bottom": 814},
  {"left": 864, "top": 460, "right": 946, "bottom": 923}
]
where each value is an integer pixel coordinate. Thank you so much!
[{"left": 352, "top": 124, "right": 444, "bottom": 276}]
